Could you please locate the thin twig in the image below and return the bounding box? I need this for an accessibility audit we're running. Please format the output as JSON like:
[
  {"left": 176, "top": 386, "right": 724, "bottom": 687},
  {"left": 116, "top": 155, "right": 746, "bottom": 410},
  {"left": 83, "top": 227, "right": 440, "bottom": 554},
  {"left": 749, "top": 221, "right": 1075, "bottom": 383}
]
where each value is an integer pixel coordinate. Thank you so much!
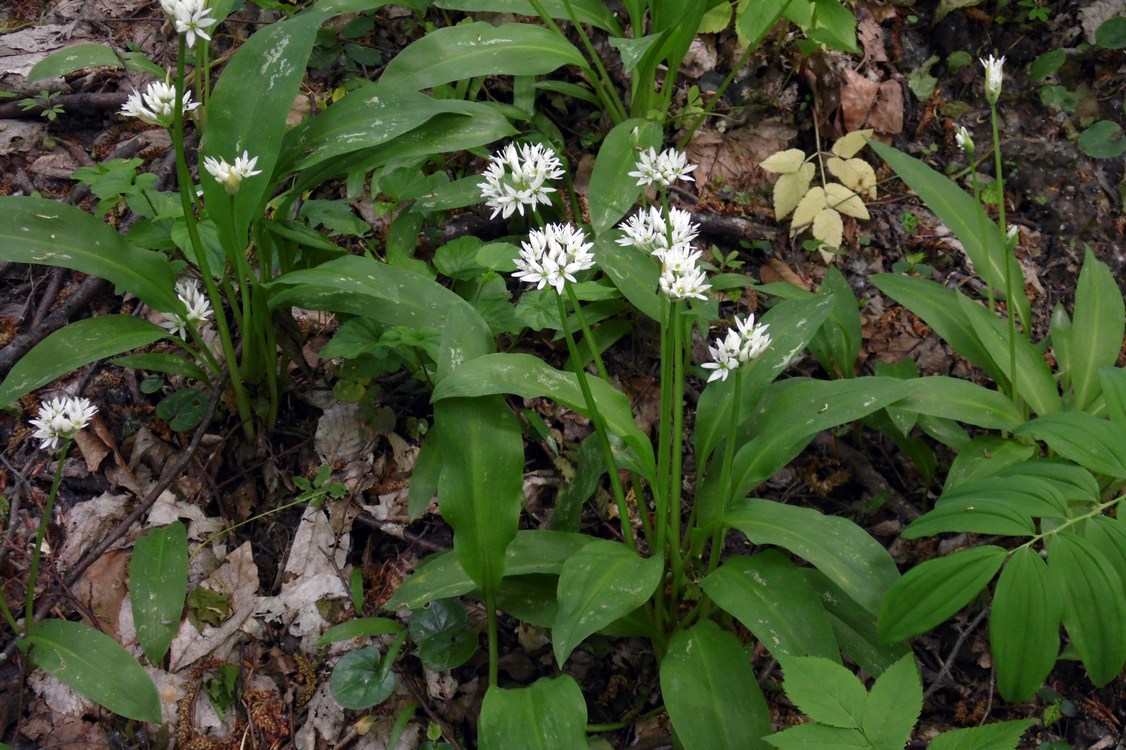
[{"left": 922, "top": 606, "right": 990, "bottom": 701}]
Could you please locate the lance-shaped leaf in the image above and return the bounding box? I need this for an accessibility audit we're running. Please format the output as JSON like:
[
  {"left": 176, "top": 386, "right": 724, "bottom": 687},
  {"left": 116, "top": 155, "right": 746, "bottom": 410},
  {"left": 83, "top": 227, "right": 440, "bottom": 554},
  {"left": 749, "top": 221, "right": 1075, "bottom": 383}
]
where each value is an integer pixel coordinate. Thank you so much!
[
  {"left": 1069, "top": 249, "right": 1125, "bottom": 410},
  {"left": 990, "top": 547, "right": 1062, "bottom": 701},
  {"left": 435, "top": 0, "right": 621, "bottom": 33},
  {"left": 588, "top": 118, "right": 662, "bottom": 235},
  {"left": 893, "top": 376, "right": 1023, "bottom": 431},
  {"left": 552, "top": 540, "right": 662, "bottom": 666},
  {"left": 130, "top": 521, "right": 189, "bottom": 665},
  {"left": 479, "top": 676, "right": 587, "bottom": 750},
  {"left": 1016, "top": 412, "right": 1126, "bottom": 479}
]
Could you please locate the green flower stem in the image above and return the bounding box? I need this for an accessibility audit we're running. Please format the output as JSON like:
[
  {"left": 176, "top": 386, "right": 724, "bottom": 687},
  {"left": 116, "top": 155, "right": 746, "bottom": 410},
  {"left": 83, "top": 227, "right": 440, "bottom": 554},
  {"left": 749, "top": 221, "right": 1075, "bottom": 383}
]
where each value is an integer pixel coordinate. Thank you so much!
[
  {"left": 172, "top": 38, "right": 254, "bottom": 439},
  {"left": 655, "top": 295, "right": 673, "bottom": 555},
  {"left": 486, "top": 588, "right": 499, "bottom": 688},
  {"left": 989, "top": 102, "right": 1020, "bottom": 410},
  {"left": 1016, "top": 494, "right": 1125, "bottom": 556},
  {"left": 968, "top": 160, "right": 994, "bottom": 314},
  {"left": 565, "top": 285, "right": 611, "bottom": 384},
  {"left": 555, "top": 294, "right": 636, "bottom": 549},
  {"left": 24, "top": 440, "right": 70, "bottom": 630},
  {"left": 667, "top": 301, "right": 687, "bottom": 603}
]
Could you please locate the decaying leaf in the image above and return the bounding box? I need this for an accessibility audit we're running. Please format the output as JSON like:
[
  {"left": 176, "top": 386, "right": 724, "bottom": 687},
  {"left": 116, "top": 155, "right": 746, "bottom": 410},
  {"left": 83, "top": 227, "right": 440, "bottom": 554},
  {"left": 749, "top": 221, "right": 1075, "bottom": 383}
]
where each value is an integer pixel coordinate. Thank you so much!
[
  {"left": 826, "top": 182, "right": 871, "bottom": 219},
  {"left": 813, "top": 208, "right": 845, "bottom": 249},
  {"left": 827, "top": 157, "right": 878, "bottom": 200},
  {"left": 759, "top": 148, "right": 808, "bottom": 174},
  {"left": 773, "top": 163, "right": 817, "bottom": 219},
  {"left": 792, "top": 187, "right": 827, "bottom": 234},
  {"left": 831, "top": 129, "right": 874, "bottom": 159}
]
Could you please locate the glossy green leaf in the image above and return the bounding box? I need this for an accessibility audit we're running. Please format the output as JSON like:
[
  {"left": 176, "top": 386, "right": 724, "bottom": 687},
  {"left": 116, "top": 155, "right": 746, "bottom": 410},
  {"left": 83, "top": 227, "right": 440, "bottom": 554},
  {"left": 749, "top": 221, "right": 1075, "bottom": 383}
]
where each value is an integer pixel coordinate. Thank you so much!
[
  {"left": 26, "top": 43, "right": 122, "bottom": 81},
  {"left": 479, "top": 676, "right": 587, "bottom": 750},
  {"left": 1069, "top": 249, "right": 1125, "bottom": 410},
  {"left": 383, "top": 531, "right": 595, "bottom": 609},
  {"left": 1016, "top": 412, "right": 1126, "bottom": 479},
  {"left": 329, "top": 646, "right": 396, "bottom": 709},
  {"left": 736, "top": 0, "right": 790, "bottom": 49},
  {"left": 702, "top": 551, "right": 841, "bottom": 662},
  {"left": 130, "top": 522, "right": 188, "bottom": 665},
  {"left": 777, "top": 656, "right": 865, "bottom": 728},
  {"left": 893, "top": 376, "right": 1023, "bottom": 431},
  {"left": 956, "top": 294, "right": 1061, "bottom": 416},
  {"left": 807, "top": 265, "right": 862, "bottom": 378},
  {"left": 927, "top": 719, "right": 1037, "bottom": 750},
  {"left": 26, "top": 619, "right": 161, "bottom": 723},
  {"left": 381, "top": 22, "right": 586, "bottom": 91},
  {"left": 879, "top": 545, "right": 1006, "bottom": 643},
  {"left": 0, "top": 316, "right": 168, "bottom": 407},
  {"left": 552, "top": 540, "right": 662, "bottom": 666},
  {"left": 410, "top": 599, "right": 477, "bottom": 670},
  {"left": 316, "top": 617, "right": 404, "bottom": 645},
  {"left": 594, "top": 235, "right": 661, "bottom": 321},
  {"left": 0, "top": 196, "right": 179, "bottom": 311},
  {"left": 903, "top": 497, "right": 1036, "bottom": 538},
  {"left": 112, "top": 353, "right": 210, "bottom": 383},
  {"left": 1101, "top": 367, "right": 1126, "bottom": 425},
  {"left": 661, "top": 620, "right": 772, "bottom": 750},
  {"left": 724, "top": 499, "right": 899, "bottom": 614},
  {"left": 587, "top": 119, "right": 662, "bottom": 235},
  {"left": 943, "top": 435, "right": 1038, "bottom": 489},
  {"left": 765, "top": 722, "right": 871, "bottom": 748},
  {"left": 437, "top": 397, "right": 523, "bottom": 594},
  {"left": 1082, "top": 516, "right": 1126, "bottom": 590},
  {"left": 802, "top": 571, "right": 911, "bottom": 678},
  {"left": 1049, "top": 534, "right": 1126, "bottom": 685},
  {"left": 435, "top": 0, "right": 621, "bottom": 33},
  {"left": 990, "top": 547, "right": 1061, "bottom": 701},
  {"left": 868, "top": 142, "right": 1030, "bottom": 329},
  {"left": 860, "top": 654, "right": 922, "bottom": 749},
  {"left": 407, "top": 428, "right": 442, "bottom": 520},
  {"left": 202, "top": 8, "right": 328, "bottom": 248}
]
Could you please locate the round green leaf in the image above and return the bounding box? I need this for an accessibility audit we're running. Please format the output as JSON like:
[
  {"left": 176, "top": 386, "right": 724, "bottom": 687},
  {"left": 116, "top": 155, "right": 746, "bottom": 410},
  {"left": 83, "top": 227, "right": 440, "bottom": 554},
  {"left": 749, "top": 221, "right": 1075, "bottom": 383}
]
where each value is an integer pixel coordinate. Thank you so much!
[
  {"left": 1078, "top": 120, "right": 1126, "bottom": 159},
  {"left": 329, "top": 646, "right": 396, "bottom": 710},
  {"left": 1096, "top": 16, "right": 1126, "bottom": 49},
  {"left": 410, "top": 599, "right": 477, "bottom": 671}
]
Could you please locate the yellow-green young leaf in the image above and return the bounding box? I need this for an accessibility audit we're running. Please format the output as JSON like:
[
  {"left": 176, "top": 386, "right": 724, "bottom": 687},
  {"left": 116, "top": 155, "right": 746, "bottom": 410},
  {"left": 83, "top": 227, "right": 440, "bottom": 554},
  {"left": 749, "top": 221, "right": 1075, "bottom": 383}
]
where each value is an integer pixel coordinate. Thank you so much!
[
  {"left": 990, "top": 547, "right": 1062, "bottom": 701},
  {"left": 773, "top": 163, "right": 815, "bottom": 219},
  {"left": 791, "top": 186, "right": 827, "bottom": 235},
  {"left": 825, "top": 182, "right": 870, "bottom": 219},
  {"left": 831, "top": 129, "right": 873, "bottom": 158},
  {"left": 827, "top": 157, "right": 877, "bottom": 199},
  {"left": 760, "top": 147, "right": 808, "bottom": 174},
  {"left": 812, "top": 208, "right": 844, "bottom": 249}
]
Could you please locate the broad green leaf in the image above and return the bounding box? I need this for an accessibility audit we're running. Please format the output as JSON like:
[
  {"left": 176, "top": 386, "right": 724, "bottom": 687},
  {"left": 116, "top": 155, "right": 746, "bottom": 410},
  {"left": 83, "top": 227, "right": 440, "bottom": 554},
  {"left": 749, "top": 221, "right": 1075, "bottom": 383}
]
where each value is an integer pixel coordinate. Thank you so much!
[
  {"left": 1069, "top": 249, "right": 1125, "bottom": 410},
  {"left": 927, "top": 719, "right": 1037, "bottom": 750},
  {"left": 0, "top": 316, "right": 168, "bottom": 407},
  {"left": 329, "top": 646, "right": 396, "bottom": 709},
  {"left": 892, "top": 376, "right": 1022, "bottom": 431},
  {"left": 588, "top": 118, "right": 662, "bottom": 235},
  {"left": 595, "top": 235, "right": 661, "bottom": 321},
  {"left": 552, "top": 540, "right": 662, "bottom": 666},
  {"left": 867, "top": 142, "right": 1030, "bottom": 330},
  {"left": 479, "top": 676, "right": 587, "bottom": 750},
  {"left": 776, "top": 656, "right": 865, "bottom": 728},
  {"left": 878, "top": 545, "right": 1006, "bottom": 643},
  {"left": 381, "top": 22, "right": 586, "bottom": 91},
  {"left": 1083, "top": 516, "right": 1126, "bottom": 589},
  {"left": 724, "top": 499, "right": 899, "bottom": 614},
  {"left": 25, "top": 619, "right": 161, "bottom": 723},
  {"left": 861, "top": 654, "right": 922, "bottom": 749},
  {"left": 943, "top": 435, "right": 1037, "bottom": 489},
  {"left": 316, "top": 617, "right": 404, "bottom": 645},
  {"left": 407, "top": 428, "right": 442, "bottom": 520},
  {"left": 1016, "top": 412, "right": 1126, "bottom": 479},
  {"left": 765, "top": 722, "right": 871, "bottom": 748},
  {"left": 661, "top": 621, "right": 772, "bottom": 750},
  {"left": 130, "top": 522, "right": 188, "bottom": 665},
  {"left": 736, "top": 0, "right": 790, "bottom": 49},
  {"left": 437, "top": 397, "right": 523, "bottom": 594},
  {"left": 1101, "top": 367, "right": 1126, "bottom": 425},
  {"left": 803, "top": 571, "right": 911, "bottom": 677},
  {"left": 383, "top": 531, "right": 595, "bottom": 609},
  {"left": 1049, "top": 534, "right": 1126, "bottom": 686},
  {"left": 202, "top": 8, "right": 328, "bottom": 248},
  {"left": 872, "top": 274, "right": 1008, "bottom": 388},
  {"left": 990, "top": 547, "right": 1061, "bottom": 701},
  {"left": 1079, "top": 120, "right": 1126, "bottom": 159},
  {"left": 702, "top": 551, "right": 841, "bottom": 663},
  {"left": 956, "top": 294, "right": 1061, "bottom": 415},
  {"left": 410, "top": 599, "right": 477, "bottom": 671},
  {"left": 435, "top": 0, "right": 621, "bottom": 34},
  {"left": 0, "top": 196, "right": 179, "bottom": 312},
  {"left": 903, "top": 495, "right": 1037, "bottom": 538},
  {"left": 26, "top": 43, "right": 122, "bottom": 81},
  {"left": 430, "top": 353, "right": 655, "bottom": 481}
]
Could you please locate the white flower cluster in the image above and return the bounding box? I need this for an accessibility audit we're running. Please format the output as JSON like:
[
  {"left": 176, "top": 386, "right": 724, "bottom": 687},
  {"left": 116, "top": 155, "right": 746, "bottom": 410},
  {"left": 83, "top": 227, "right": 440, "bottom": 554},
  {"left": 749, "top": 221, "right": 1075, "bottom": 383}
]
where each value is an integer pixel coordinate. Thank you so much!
[
  {"left": 480, "top": 142, "right": 565, "bottom": 220},
  {"left": 160, "top": 0, "right": 216, "bottom": 48},
  {"left": 628, "top": 147, "right": 697, "bottom": 188},
  {"left": 512, "top": 223, "right": 595, "bottom": 295},
  {"left": 701, "top": 314, "right": 772, "bottom": 382},
  {"left": 29, "top": 396, "right": 98, "bottom": 451},
  {"left": 162, "top": 279, "right": 213, "bottom": 339},
  {"left": 203, "top": 150, "right": 262, "bottom": 195},
  {"left": 981, "top": 54, "right": 1005, "bottom": 105},
  {"left": 954, "top": 125, "right": 974, "bottom": 154},
  {"left": 617, "top": 206, "right": 699, "bottom": 258},
  {"left": 120, "top": 80, "right": 199, "bottom": 127}
]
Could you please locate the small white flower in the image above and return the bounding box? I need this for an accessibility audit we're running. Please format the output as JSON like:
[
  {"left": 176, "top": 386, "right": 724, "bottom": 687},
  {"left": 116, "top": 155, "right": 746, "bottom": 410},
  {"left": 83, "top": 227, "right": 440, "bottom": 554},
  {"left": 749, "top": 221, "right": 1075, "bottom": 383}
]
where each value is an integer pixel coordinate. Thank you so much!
[
  {"left": 512, "top": 223, "right": 595, "bottom": 295},
  {"left": 733, "top": 313, "right": 772, "bottom": 363},
  {"left": 701, "top": 315, "right": 771, "bottom": 382},
  {"left": 120, "top": 80, "right": 199, "bottom": 127},
  {"left": 659, "top": 262, "right": 710, "bottom": 301},
  {"left": 203, "top": 150, "right": 262, "bottom": 195},
  {"left": 1006, "top": 223, "right": 1019, "bottom": 245},
  {"left": 628, "top": 147, "right": 697, "bottom": 188},
  {"left": 981, "top": 54, "right": 1005, "bottom": 105},
  {"left": 480, "top": 142, "right": 565, "bottom": 220},
  {"left": 29, "top": 396, "right": 97, "bottom": 451},
  {"left": 162, "top": 0, "right": 216, "bottom": 48},
  {"left": 954, "top": 125, "right": 974, "bottom": 154},
  {"left": 616, "top": 206, "right": 699, "bottom": 258},
  {"left": 162, "top": 279, "right": 213, "bottom": 339}
]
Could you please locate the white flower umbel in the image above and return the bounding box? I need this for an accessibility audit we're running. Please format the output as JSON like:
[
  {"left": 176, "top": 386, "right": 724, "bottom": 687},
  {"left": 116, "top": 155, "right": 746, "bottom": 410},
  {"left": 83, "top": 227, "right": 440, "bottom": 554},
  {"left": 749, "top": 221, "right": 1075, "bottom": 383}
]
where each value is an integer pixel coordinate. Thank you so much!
[
  {"left": 701, "top": 314, "right": 772, "bottom": 382},
  {"left": 981, "top": 54, "right": 1005, "bottom": 105},
  {"left": 616, "top": 206, "right": 699, "bottom": 259},
  {"left": 955, "top": 125, "right": 974, "bottom": 155},
  {"left": 480, "top": 142, "right": 565, "bottom": 220},
  {"left": 513, "top": 223, "right": 595, "bottom": 295},
  {"left": 628, "top": 147, "right": 697, "bottom": 188},
  {"left": 658, "top": 245, "right": 710, "bottom": 301},
  {"left": 120, "top": 80, "right": 199, "bottom": 127},
  {"left": 29, "top": 396, "right": 98, "bottom": 451},
  {"left": 162, "top": 279, "right": 213, "bottom": 339},
  {"left": 161, "top": 0, "right": 216, "bottom": 48},
  {"left": 203, "top": 150, "right": 262, "bottom": 195}
]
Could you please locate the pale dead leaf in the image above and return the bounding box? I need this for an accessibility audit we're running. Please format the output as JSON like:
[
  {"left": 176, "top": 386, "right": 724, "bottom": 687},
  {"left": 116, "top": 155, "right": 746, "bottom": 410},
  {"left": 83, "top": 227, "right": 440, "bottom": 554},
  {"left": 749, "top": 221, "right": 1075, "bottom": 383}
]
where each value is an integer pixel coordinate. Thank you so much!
[
  {"left": 759, "top": 148, "right": 807, "bottom": 174},
  {"left": 26, "top": 671, "right": 93, "bottom": 717},
  {"left": 812, "top": 208, "right": 844, "bottom": 249},
  {"left": 831, "top": 129, "right": 873, "bottom": 159},
  {"left": 761, "top": 258, "right": 810, "bottom": 289},
  {"left": 686, "top": 119, "right": 797, "bottom": 188},
  {"left": 73, "top": 427, "right": 110, "bottom": 474},
  {"left": 773, "top": 163, "right": 816, "bottom": 220},
  {"left": 826, "top": 182, "right": 871, "bottom": 219},
  {"left": 77, "top": 548, "right": 129, "bottom": 636},
  {"left": 867, "top": 80, "right": 904, "bottom": 135},
  {"left": 857, "top": 17, "right": 887, "bottom": 63},
  {"left": 841, "top": 69, "right": 879, "bottom": 133},
  {"left": 827, "top": 157, "right": 877, "bottom": 199},
  {"left": 791, "top": 186, "right": 827, "bottom": 235},
  {"left": 57, "top": 491, "right": 129, "bottom": 570},
  {"left": 315, "top": 402, "right": 376, "bottom": 494}
]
